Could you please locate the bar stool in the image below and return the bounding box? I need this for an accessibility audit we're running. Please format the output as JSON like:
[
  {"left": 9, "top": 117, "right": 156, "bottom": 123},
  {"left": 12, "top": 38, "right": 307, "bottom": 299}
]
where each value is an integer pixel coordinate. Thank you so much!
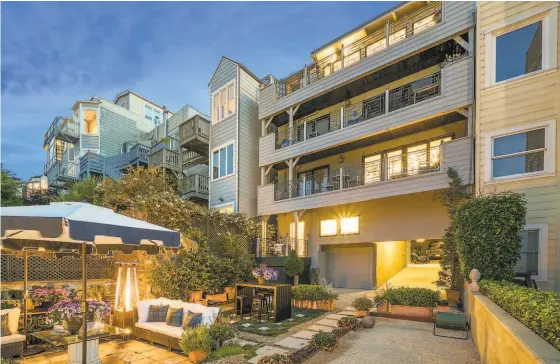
[
  {"left": 236, "top": 295, "right": 249, "bottom": 319},
  {"left": 251, "top": 295, "right": 270, "bottom": 322}
]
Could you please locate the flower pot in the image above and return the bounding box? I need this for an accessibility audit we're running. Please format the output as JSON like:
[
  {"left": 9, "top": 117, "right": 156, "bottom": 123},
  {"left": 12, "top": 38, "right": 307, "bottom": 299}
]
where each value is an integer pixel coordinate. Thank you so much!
[
  {"left": 257, "top": 278, "right": 265, "bottom": 285},
  {"left": 189, "top": 350, "right": 209, "bottom": 363},
  {"left": 376, "top": 302, "right": 389, "bottom": 313},
  {"left": 445, "top": 289, "right": 461, "bottom": 308},
  {"left": 66, "top": 318, "right": 82, "bottom": 335},
  {"left": 390, "top": 305, "right": 433, "bottom": 319},
  {"left": 355, "top": 310, "right": 368, "bottom": 317}
]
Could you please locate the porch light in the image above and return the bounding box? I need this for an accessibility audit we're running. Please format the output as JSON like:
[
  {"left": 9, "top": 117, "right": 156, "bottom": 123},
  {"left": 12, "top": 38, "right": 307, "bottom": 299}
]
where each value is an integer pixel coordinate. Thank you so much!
[{"left": 114, "top": 263, "right": 139, "bottom": 312}]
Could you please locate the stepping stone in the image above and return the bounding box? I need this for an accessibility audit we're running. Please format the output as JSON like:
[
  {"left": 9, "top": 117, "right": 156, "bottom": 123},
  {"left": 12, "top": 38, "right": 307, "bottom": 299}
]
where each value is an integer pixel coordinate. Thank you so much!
[
  {"left": 292, "top": 330, "right": 316, "bottom": 340},
  {"left": 295, "top": 314, "right": 305, "bottom": 317},
  {"left": 275, "top": 337, "right": 309, "bottom": 349},
  {"left": 307, "top": 325, "right": 335, "bottom": 332},
  {"left": 339, "top": 311, "right": 358, "bottom": 316},
  {"left": 275, "top": 323, "right": 283, "bottom": 326},
  {"left": 344, "top": 306, "right": 357, "bottom": 311},
  {"left": 235, "top": 338, "right": 258, "bottom": 346},
  {"left": 315, "top": 319, "right": 339, "bottom": 327},
  {"left": 248, "top": 346, "right": 288, "bottom": 364},
  {"left": 259, "top": 327, "right": 270, "bottom": 331},
  {"left": 287, "top": 318, "right": 294, "bottom": 322},
  {"left": 326, "top": 314, "right": 346, "bottom": 320},
  {"left": 241, "top": 323, "right": 252, "bottom": 327}
]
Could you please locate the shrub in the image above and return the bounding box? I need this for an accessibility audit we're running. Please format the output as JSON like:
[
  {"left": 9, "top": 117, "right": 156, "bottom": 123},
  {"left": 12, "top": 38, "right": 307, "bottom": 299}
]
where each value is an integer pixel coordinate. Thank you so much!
[
  {"left": 284, "top": 250, "right": 304, "bottom": 283},
  {"left": 352, "top": 296, "right": 374, "bottom": 311},
  {"left": 479, "top": 280, "right": 560, "bottom": 350},
  {"left": 292, "top": 284, "right": 338, "bottom": 302},
  {"left": 258, "top": 353, "right": 293, "bottom": 364},
  {"left": 375, "top": 287, "right": 440, "bottom": 308},
  {"left": 179, "top": 326, "right": 213, "bottom": 354},
  {"left": 204, "top": 344, "right": 256, "bottom": 362},
  {"left": 453, "top": 192, "right": 526, "bottom": 281},
  {"left": 337, "top": 316, "right": 359, "bottom": 330},
  {"left": 209, "top": 321, "right": 238, "bottom": 347},
  {"left": 311, "top": 331, "right": 337, "bottom": 352}
]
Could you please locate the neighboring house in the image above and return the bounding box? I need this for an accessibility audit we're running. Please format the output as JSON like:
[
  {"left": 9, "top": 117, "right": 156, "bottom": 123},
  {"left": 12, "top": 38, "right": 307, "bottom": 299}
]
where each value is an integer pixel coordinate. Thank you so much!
[
  {"left": 114, "top": 90, "right": 172, "bottom": 127},
  {"left": 207, "top": 57, "right": 262, "bottom": 215},
  {"left": 475, "top": 2, "right": 559, "bottom": 291},
  {"left": 22, "top": 175, "right": 48, "bottom": 200},
  {"left": 255, "top": 1, "right": 475, "bottom": 289}
]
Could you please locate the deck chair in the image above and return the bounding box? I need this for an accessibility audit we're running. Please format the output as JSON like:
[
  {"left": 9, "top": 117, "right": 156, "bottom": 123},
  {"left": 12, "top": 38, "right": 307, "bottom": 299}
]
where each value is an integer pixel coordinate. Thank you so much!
[{"left": 433, "top": 311, "right": 469, "bottom": 340}]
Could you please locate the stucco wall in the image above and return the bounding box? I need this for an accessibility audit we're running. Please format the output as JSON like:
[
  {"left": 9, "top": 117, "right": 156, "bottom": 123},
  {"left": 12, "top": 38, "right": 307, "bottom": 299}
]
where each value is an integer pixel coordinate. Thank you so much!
[{"left": 375, "top": 240, "right": 408, "bottom": 287}]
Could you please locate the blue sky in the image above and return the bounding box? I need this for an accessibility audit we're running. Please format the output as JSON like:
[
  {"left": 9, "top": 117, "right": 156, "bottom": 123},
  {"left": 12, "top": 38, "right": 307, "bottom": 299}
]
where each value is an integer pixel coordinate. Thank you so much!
[{"left": 1, "top": 1, "right": 398, "bottom": 180}]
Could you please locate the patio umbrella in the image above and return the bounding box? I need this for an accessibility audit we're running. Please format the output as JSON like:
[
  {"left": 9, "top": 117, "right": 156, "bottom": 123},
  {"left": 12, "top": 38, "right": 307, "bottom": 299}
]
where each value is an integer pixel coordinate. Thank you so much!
[{"left": 1, "top": 202, "right": 181, "bottom": 363}]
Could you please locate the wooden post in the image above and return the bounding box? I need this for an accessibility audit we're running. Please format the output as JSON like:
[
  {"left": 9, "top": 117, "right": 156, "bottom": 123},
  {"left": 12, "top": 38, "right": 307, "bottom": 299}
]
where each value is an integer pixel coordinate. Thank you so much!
[
  {"left": 339, "top": 166, "right": 344, "bottom": 190},
  {"left": 288, "top": 107, "right": 294, "bottom": 144},
  {"left": 293, "top": 211, "right": 299, "bottom": 255}
]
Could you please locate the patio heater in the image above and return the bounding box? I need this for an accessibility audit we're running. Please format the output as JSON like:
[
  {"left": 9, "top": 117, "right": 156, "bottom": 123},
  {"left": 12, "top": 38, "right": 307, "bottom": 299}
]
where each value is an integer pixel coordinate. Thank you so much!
[{"left": 114, "top": 262, "right": 139, "bottom": 330}]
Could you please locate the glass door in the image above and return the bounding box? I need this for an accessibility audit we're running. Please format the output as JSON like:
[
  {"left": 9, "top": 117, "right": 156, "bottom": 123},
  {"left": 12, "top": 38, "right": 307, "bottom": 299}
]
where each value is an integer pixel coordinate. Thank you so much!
[
  {"left": 407, "top": 143, "right": 428, "bottom": 175},
  {"left": 387, "top": 150, "right": 403, "bottom": 179},
  {"left": 364, "top": 153, "right": 382, "bottom": 184}
]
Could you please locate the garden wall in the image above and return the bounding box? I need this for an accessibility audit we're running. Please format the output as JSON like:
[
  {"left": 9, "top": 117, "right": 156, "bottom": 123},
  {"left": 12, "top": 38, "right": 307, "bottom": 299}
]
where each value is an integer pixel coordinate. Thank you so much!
[
  {"left": 464, "top": 284, "right": 560, "bottom": 364},
  {"left": 257, "top": 257, "right": 311, "bottom": 284}
]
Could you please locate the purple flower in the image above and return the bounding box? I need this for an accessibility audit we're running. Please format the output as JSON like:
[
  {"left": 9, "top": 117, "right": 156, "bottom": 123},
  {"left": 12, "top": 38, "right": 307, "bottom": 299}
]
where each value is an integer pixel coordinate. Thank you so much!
[{"left": 252, "top": 265, "right": 279, "bottom": 281}]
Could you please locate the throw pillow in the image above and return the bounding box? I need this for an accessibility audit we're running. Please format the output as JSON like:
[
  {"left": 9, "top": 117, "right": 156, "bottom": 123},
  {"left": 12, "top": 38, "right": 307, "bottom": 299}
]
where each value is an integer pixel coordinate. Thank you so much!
[
  {"left": 147, "top": 305, "right": 169, "bottom": 322},
  {"left": 1, "top": 314, "right": 11, "bottom": 336},
  {"left": 181, "top": 311, "right": 203, "bottom": 329},
  {"left": 166, "top": 307, "right": 183, "bottom": 327}
]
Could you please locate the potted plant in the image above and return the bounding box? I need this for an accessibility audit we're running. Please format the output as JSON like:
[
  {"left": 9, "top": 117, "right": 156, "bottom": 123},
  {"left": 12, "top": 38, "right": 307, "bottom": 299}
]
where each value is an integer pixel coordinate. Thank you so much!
[
  {"left": 48, "top": 299, "right": 111, "bottom": 334},
  {"left": 352, "top": 296, "right": 373, "bottom": 317},
  {"left": 284, "top": 250, "right": 304, "bottom": 286},
  {"left": 209, "top": 321, "right": 238, "bottom": 348},
  {"left": 30, "top": 286, "right": 70, "bottom": 308},
  {"left": 252, "top": 264, "right": 278, "bottom": 285},
  {"left": 180, "top": 326, "right": 213, "bottom": 363},
  {"left": 382, "top": 287, "right": 440, "bottom": 319}
]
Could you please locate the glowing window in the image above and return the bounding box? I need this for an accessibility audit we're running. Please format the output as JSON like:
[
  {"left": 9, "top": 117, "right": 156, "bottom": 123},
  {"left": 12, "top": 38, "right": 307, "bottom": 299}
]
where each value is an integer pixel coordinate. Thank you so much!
[
  {"left": 84, "top": 109, "right": 98, "bottom": 134},
  {"left": 320, "top": 219, "right": 337, "bottom": 237},
  {"left": 413, "top": 14, "right": 437, "bottom": 34},
  {"left": 212, "top": 81, "right": 235, "bottom": 124},
  {"left": 341, "top": 217, "right": 359, "bottom": 235}
]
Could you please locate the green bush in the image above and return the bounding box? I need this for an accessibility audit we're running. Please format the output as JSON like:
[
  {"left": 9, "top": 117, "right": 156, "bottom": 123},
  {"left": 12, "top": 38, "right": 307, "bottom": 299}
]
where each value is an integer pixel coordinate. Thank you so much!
[
  {"left": 337, "top": 316, "right": 359, "bottom": 330},
  {"left": 375, "top": 287, "right": 440, "bottom": 308},
  {"left": 179, "top": 326, "right": 213, "bottom": 354},
  {"left": 352, "top": 296, "right": 374, "bottom": 311},
  {"left": 453, "top": 192, "right": 526, "bottom": 281},
  {"left": 479, "top": 280, "right": 560, "bottom": 350},
  {"left": 311, "top": 331, "right": 337, "bottom": 352},
  {"left": 284, "top": 250, "right": 304, "bottom": 280},
  {"left": 209, "top": 321, "right": 238, "bottom": 347},
  {"left": 292, "top": 284, "right": 338, "bottom": 301},
  {"left": 204, "top": 344, "right": 257, "bottom": 362},
  {"left": 258, "top": 354, "right": 293, "bottom": 364}
]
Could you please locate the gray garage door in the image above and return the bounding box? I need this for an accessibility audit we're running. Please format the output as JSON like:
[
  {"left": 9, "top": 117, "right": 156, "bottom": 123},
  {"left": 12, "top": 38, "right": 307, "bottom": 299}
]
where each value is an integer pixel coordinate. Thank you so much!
[{"left": 326, "top": 246, "right": 373, "bottom": 289}]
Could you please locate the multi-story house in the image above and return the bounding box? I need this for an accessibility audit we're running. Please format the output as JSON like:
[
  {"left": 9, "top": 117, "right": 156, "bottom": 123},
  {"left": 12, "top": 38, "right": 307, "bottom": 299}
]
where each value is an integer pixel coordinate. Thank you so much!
[
  {"left": 207, "top": 57, "right": 262, "bottom": 214},
  {"left": 22, "top": 175, "right": 48, "bottom": 200},
  {"left": 256, "top": 1, "right": 475, "bottom": 289},
  {"left": 475, "top": 2, "right": 559, "bottom": 291}
]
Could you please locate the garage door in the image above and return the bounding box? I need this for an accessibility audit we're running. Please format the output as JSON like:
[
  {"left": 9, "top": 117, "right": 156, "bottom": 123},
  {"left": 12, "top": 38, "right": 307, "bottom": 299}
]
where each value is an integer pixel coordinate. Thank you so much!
[{"left": 326, "top": 247, "right": 373, "bottom": 289}]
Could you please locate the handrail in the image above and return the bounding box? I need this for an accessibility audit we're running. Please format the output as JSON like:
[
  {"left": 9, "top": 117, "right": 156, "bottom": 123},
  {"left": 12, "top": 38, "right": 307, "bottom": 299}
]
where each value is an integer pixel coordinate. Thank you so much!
[
  {"left": 179, "top": 174, "right": 209, "bottom": 195},
  {"left": 259, "top": 237, "right": 309, "bottom": 257}
]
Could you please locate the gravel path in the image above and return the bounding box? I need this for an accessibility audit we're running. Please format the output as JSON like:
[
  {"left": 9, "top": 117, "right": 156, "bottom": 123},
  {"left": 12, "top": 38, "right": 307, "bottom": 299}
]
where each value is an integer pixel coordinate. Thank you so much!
[{"left": 305, "top": 317, "right": 479, "bottom": 364}]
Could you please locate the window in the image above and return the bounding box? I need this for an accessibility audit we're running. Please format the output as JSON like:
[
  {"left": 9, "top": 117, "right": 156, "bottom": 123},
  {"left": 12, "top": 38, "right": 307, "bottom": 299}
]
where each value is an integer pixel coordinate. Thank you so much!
[
  {"left": 366, "top": 38, "right": 386, "bottom": 57},
  {"left": 212, "top": 142, "right": 235, "bottom": 180},
  {"left": 515, "top": 224, "right": 548, "bottom": 281},
  {"left": 153, "top": 109, "right": 162, "bottom": 126},
  {"left": 320, "top": 219, "right": 337, "bottom": 237},
  {"left": 429, "top": 137, "right": 451, "bottom": 167},
  {"left": 407, "top": 144, "right": 428, "bottom": 175},
  {"left": 216, "top": 203, "right": 234, "bottom": 214},
  {"left": 364, "top": 154, "right": 382, "bottom": 183},
  {"left": 485, "top": 7, "right": 558, "bottom": 87},
  {"left": 144, "top": 104, "right": 162, "bottom": 126},
  {"left": 389, "top": 28, "right": 406, "bottom": 45},
  {"left": 144, "top": 104, "right": 153, "bottom": 120},
  {"left": 341, "top": 217, "right": 359, "bottom": 235},
  {"left": 323, "top": 64, "right": 332, "bottom": 77},
  {"left": 344, "top": 51, "right": 360, "bottom": 67},
  {"left": 387, "top": 150, "right": 403, "bottom": 179},
  {"left": 332, "top": 60, "right": 342, "bottom": 73},
  {"left": 212, "top": 81, "right": 235, "bottom": 124},
  {"left": 487, "top": 120, "right": 555, "bottom": 181},
  {"left": 83, "top": 109, "right": 98, "bottom": 134}
]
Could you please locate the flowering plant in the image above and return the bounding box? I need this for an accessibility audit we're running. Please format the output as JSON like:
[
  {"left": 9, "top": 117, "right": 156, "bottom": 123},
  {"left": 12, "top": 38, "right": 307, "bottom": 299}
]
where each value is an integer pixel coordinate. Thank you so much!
[
  {"left": 30, "top": 286, "right": 70, "bottom": 305},
  {"left": 252, "top": 265, "right": 278, "bottom": 281},
  {"left": 86, "top": 299, "right": 111, "bottom": 320},
  {"left": 48, "top": 299, "right": 111, "bottom": 324}
]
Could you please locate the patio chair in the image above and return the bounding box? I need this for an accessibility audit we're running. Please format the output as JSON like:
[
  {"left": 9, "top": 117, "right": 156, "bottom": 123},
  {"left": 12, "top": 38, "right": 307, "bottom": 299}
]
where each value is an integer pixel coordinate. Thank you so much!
[{"left": 433, "top": 311, "right": 469, "bottom": 340}]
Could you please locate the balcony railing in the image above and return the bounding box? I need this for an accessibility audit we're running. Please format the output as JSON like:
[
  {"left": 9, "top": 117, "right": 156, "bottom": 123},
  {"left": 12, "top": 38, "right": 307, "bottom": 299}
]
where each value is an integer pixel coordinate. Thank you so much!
[
  {"left": 179, "top": 174, "right": 209, "bottom": 196},
  {"left": 274, "top": 146, "right": 442, "bottom": 201},
  {"left": 148, "top": 148, "right": 180, "bottom": 170},
  {"left": 182, "top": 150, "right": 208, "bottom": 167},
  {"left": 274, "top": 71, "right": 440, "bottom": 149},
  {"left": 179, "top": 116, "right": 210, "bottom": 145},
  {"left": 43, "top": 116, "right": 79, "bottom": 147},
  {"left": 258, "top": 237, "right": 309, "bottom": 257},
  {"left": 275, "top": 1, "right": 442, "bottom": 98},
  {"left": 45, "top": 158, "right": 78, "bottom": 186}
]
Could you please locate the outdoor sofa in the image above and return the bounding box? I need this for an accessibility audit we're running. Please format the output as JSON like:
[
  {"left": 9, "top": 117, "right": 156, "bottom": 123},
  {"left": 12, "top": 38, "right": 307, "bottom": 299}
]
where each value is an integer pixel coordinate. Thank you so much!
[
  {"left": 133, "top": 298, "right": 220, "bottom": 350},
  {"left": 0, "top": 307, "right": 25, "bottom": 358}
]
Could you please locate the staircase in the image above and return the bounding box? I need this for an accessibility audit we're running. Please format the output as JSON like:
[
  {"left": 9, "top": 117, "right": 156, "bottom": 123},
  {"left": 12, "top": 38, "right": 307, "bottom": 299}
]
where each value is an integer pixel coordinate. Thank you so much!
[{"left": 79, "top": 152, "right": 123, "bottom": 181}]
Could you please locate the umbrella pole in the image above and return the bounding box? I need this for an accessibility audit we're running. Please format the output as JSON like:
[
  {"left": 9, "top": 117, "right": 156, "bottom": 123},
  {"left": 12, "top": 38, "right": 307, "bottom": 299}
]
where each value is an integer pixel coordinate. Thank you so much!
[
  {"left": 82, "top": 242, "right": 88, "bottom": 363},
  {"left": 23, "top": 250, "right": 28, "bottom": 349}
]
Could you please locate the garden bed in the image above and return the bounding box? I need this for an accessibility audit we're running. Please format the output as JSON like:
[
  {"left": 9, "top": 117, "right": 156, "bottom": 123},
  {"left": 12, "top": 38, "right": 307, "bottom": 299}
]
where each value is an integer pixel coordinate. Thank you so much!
[{"left": 233, "top": 308, "right": 325, "bottom": 336}]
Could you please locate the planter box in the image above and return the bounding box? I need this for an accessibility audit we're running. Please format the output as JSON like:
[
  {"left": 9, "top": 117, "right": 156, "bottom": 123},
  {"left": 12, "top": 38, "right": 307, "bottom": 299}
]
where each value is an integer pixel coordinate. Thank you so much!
[
  {"left": 377, "top": 302, "right": 389, "bottom": 313},
  {"left": 390, "top": 305, "right": 433, "bottom": 319},
  {"left": 292, "top": 299, "right": 336, "bottom": 311}
]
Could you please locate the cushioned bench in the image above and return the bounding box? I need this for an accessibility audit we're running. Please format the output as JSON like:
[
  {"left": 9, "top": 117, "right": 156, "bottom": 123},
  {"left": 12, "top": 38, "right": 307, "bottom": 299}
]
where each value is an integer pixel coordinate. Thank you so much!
[{"left": 0, "top": 308, "right": 24, "bottom": 358}]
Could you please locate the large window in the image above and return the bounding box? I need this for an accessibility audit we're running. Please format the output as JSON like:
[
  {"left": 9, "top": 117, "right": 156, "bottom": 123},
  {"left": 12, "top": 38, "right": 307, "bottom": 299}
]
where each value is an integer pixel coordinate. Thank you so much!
[
  {"left": 212, "top": 142, "right": 234, "bottom": 180},
  {"left": 83, "top": 109, "right": 98, "bottom": 134},
  {"left": 487, "top": 120, "right": 555, "bottom": 181},
  {"left": 515, "top": 224, "right": 548, "bottom": 281},
  {"left": 320, "top": 219, "right": 337, "bottom": 237},
  {"left": 212, "top": 81, "right": 235, "bottom": 124},
  {"left": 341, "top": 217, "right": 359, "bottom": 235}
]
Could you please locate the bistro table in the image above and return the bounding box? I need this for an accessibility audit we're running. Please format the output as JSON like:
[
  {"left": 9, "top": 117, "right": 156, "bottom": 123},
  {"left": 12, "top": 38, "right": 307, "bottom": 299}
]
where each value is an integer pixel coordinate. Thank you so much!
[
  {"left": 235, "top": 283, "right": 292, "bottom": 322},
  {"left": 31, "top": 325, "right": 126, "bottom": 364}
]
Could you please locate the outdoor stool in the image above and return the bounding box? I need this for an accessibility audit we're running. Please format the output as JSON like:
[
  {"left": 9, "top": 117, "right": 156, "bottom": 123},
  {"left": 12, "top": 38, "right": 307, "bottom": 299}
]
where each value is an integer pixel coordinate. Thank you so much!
[
  {"left": 251, "top": 295, "right": 270, "bottom": 322},
  {"left": 236, "top": 295, "right": 250, "bottom": 319},
  {"left": 433, "top": 311, "right": 469, "bottom": 340}
]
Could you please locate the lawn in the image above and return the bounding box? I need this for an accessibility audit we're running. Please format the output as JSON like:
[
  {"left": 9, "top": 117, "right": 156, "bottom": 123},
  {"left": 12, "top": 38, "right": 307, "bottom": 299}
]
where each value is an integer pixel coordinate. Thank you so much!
[{"left": 233, "top": 307, "right": 326, "bottom": 336}]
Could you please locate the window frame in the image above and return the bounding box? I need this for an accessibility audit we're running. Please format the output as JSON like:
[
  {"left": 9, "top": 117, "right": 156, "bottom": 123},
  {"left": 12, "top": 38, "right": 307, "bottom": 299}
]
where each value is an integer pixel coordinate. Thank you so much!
[
  {"left": 211, "top": 80, "right": 236, "bottom": 125},
  {"left": 484, "top": 5, "right": 558, "bottom": 88},
  {"left": 211, "top": 141, "right": 235, "bottom": 181},
  {"left": 320, "top": 219, "right": 338, "bottom": 237},
  {"left": 214, "top": 201, "right": 236, "bottom": 214},
  {"left": 519, "top": 224, "right": 548, "bottom": 281},
  {"left": 82, "top": 107, "right": 99, "bottom": 136},
  {"left": 484, "top": 120, "right": 556, "bottom": 183}
]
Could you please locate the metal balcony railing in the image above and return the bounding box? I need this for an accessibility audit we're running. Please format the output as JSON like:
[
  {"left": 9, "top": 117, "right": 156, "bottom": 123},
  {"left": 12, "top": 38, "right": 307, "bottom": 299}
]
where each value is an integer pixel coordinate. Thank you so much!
[
  {"left": 179, "top": 174, "right": 209, "bottom": 196},
  {"left": 274, "top": 146, "right": 442, "bottom": 201},
  {"left": 275, "top": 1, "right": 442, "bottom": 98},
  {"left": 258, "top": 237, "right": 309, "bottom": 257}
]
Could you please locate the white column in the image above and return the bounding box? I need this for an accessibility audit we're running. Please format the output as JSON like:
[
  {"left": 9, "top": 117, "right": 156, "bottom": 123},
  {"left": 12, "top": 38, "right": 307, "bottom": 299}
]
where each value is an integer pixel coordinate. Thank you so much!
[
  {"left": 340, "top": 45, "right": 345, "bottom": 69},
  {"left": 288, "top": 107, "right": 294, "bottom": 144},
  {"left": 303, "top": 119, "right": 307, "bottom": 141},
  {"left": 261, "top": 119, "right": 266, "bottom": 137},
  {"left": 340, "top": 106, "right": 345, "bottom": 129},
  {"left": 385, "top": 89, "right": 390, "bottom": 113},
  {"left": 288, "top": 159, "right": 294, "bottom": 198},
  {"left": 261, "top": 166, "right": 266, "bottom": 186},
  {"left": 339, "top": 166, "right": 344, "bottom": 190},
  {"left": 293, "top": 211, "right": 299, "bottom": 255},
  {"left": 385, "top": 21, "right": 390, "bottom": 48}
]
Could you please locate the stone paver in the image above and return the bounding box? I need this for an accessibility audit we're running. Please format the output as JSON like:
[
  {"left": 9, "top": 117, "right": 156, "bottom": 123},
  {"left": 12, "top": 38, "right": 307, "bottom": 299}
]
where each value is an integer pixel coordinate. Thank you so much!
[
  {"left": 292, "top": 330, "right": 317, "bottom": 339},
  {"left": 325, "top": 314, "right": 346, "bottom": 320},
  {"left": 235, "top": 338, "right": 258, "bottom": 346},
  {"left": 307, "top": 324, "right": 335, "bottom": 332},
  {"left": 248, "top": 346, "right": 288, "bottom": 364},
  {"left": 315, "top": 319, "right": 339, "bottom": 327},
  {"left": 338, "top": 310, "right": 358, "bottom": 316},
  {"left": 275, "top": 337, "right": 310, "bottom": 349}
]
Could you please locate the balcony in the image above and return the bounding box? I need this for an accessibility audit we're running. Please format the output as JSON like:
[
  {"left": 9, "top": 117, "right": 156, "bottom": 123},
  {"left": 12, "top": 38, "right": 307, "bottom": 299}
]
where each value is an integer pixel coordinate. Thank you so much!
[
  {"left": 179, "top": 115, "right": 210, "bottom": 155},
  {"left": 178, "top": 174, "right": 209, "bottom": 201},
  {"left": 79, "top": 152, "right": 123, "bottom": 181},
  {"left": 45, "top": 159, "right": 78, "bottom": 188},
  {"left": 182, "top": 150, "right": 208, "bottom": 168},
  {"left": 106, "top": 143, "right": 150, "bottom": 171},
  {"left": 257, "top": 137, "right": 473, "bottom": 216},
  {"left": 258, "top": 238, "right": 309, "bottom": 257},
  {"left": 43, "top": 116, "right": 79, "bottom": 148},
  {"left": 148, "top": 148, "right": 180, "bottom": 172}
]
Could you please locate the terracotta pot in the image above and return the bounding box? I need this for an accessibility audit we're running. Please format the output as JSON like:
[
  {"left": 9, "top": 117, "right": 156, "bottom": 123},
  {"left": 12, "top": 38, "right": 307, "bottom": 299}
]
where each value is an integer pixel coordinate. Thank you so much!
[
  {"left": 355, "top": 310, "right": 368, "bottom": 317},
  {"left": 445, "top": 289, "right": 461, "bottom": 308},
  {"left": 257, "top": 278, "right": 265, "bottom": 285},
  {"left": 189, "top": 350, "right": 209, "bottom": 363},
  {"left": 390, "top": 305, "right": 433, "bottom": 318}
]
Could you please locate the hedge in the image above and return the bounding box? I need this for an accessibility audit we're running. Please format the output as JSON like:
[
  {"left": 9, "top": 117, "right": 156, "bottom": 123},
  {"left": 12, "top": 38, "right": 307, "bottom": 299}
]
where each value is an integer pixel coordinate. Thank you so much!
[
  {"left": 292, "top": 285, "right": 338, "bottom": 301},
  {"left": 479, "top": 280, "right": 560, "bottom": 351},
  {"left": 375, "top": 287, "right": 441, "bottom": 308}
]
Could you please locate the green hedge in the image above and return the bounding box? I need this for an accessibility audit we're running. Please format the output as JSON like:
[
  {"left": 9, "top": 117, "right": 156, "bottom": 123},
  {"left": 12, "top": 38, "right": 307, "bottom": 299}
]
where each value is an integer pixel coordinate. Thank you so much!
[
  {"left": 376, "top": 287, "right": 441, "bottom": 308},
  {"left": 479, "top": 280, "right": 560, "bottom": 351},
  {"left": 292, "top": 285, "right": 338, "bottom": 301}
]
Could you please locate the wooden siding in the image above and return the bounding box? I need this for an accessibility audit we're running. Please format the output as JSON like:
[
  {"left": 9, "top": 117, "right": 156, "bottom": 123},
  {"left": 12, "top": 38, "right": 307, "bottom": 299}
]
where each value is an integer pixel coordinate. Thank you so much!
[
  {"left": 258, "top": 137, "right": 473, "bottom": 215},
  {"left": 99, "top": 106, "right": 140, "bottom": 157},
  {"left": 209, "top": 58, "right": 238, "bottom": 209},
  {"left": 475, "top": 2, "right": 560, "bottom": 290},
  {"left": 259, "top": 56, "right": 474, "bottom": 167},
  {"left": 237, "top": 68, "right": 261, "bottom": 217},
  {"left": 258, "top": 1, "right": 475, "bottom": 120}
]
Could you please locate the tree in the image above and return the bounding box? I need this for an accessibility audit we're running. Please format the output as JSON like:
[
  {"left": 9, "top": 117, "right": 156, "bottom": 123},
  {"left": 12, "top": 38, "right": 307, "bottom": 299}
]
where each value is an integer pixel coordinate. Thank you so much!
[
  {"left": 435, "top": 167, "right": 471, "bottom": 290},
  {"left": 284, "top": 250, "right": 304, "bottom": 285},
  {"left": 51, "top": 177, "right": 101, "bottom": 204},
  {"left": 1, "top": 169, "right": 23, "bottom": 206}
]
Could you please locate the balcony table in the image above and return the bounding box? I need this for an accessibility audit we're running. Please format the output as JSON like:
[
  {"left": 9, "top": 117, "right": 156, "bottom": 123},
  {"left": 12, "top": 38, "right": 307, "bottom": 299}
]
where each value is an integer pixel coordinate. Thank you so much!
[{"left": 235, "top": 282, "right": 292, "bottom": 322}]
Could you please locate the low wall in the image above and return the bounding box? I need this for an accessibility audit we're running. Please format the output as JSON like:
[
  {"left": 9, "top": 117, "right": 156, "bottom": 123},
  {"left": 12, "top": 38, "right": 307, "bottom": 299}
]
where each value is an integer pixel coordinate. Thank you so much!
[{"left": 464, "top": 284, "right": 560, "bottom": 364}]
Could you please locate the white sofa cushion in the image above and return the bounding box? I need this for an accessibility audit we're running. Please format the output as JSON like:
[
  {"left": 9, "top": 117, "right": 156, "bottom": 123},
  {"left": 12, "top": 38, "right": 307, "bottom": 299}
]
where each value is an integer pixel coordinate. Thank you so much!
[
  {"left": 0, "top": 334, "right": 26, "bottom": 345},
  {"left": 0, "top": 308, "right": 20, "bottom": 334},
  {"left": 136, "top": 298, "right": 220, "bottom": 327},
  {"left": 136, "top": 298, "right": 169, "bottom": 323},
  {"left": 135, "top": 322, "right": 184, "bottom": 339}
]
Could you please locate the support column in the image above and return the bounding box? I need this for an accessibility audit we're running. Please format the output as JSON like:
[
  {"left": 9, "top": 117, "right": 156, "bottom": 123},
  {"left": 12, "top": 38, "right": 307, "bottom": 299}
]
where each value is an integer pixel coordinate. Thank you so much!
[
  {"left": 287, "top": 158, "right": 294, "bottom": 198},
  {"left": 467, "top": 106, "right": 474, "bottom": 137},
  {"left": 385, "top": 21, "right": 390, "bottom": 48},
  {"left": 288, "top": 107, "right": 294, "bottom": 144},
  {"left": 259, "top": 216, "right": 270, "bottom": 257},
  {"left": 293, "top": 211, "right": 299, "bottom": 255},
  {"left": 261, "top": 167, "right": 266, "bottom": 186}
]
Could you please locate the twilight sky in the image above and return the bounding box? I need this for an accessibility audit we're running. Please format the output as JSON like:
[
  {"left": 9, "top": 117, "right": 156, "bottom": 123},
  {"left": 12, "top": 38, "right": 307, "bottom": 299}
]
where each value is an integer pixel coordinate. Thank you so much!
[{"left": 1, "top": 1, "right": 398, "bottom": 180}]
